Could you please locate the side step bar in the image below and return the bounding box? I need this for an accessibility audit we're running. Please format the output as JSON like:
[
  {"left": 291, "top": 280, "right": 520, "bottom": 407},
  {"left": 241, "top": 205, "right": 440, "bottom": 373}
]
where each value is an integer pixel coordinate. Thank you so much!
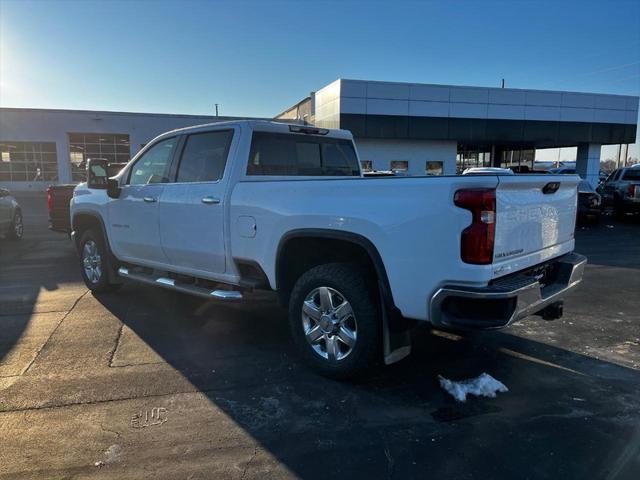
[{"left": 118, "top": 267, "right": 243, "bottom": 301}]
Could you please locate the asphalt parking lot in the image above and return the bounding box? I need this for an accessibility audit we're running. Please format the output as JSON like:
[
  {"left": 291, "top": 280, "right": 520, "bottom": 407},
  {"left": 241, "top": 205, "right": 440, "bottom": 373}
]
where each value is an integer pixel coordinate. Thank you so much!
[{"left": 1, "top": 193, "right": 639, "bottom": 480}]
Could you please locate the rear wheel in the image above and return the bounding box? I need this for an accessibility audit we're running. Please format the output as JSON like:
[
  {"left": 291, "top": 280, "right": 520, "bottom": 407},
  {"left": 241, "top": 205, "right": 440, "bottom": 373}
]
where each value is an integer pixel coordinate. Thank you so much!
[
  {"left": 78, "top": 229, "right": 121, "bottom": 292},
  {"left": 7, "top": 210, "right": 23, "bottom": 241},
  {"left": 288, "top": 263, "right": 380, "bottom": 379}
]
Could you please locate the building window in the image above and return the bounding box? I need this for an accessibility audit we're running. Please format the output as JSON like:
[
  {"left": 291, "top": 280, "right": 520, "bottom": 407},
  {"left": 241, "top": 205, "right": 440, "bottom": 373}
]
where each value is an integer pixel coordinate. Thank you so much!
[
  {"left": 360, "top": 160, "right": 373, "bottom": 172},
  {"left": 0, "top": 141, "right": 58, "bottom": 182},
  {"left": 390, "top": 160, "right": 408, "bottom": 174},
  {"left": 426, "top": 161, "right": 443, "bottom": 176},
  {"left": 68, "top": 133, "right": 130, "bottom": 182}
]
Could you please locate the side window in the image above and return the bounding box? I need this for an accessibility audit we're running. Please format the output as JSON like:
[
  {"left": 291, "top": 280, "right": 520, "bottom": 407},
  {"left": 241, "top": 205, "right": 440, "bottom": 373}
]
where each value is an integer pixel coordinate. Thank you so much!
[
  {"left": 128, "top": 138, "right": 176, "bottom": 185},
  {"left": 622, "top": 169, "right": 640, "bottom": 181},
  {"left": 247, "top": 132, "right": 359, "bottom": 176},
  {"left": 176, "top": 130, "right": 234, "bottom": 183},
  {"left": 613, "top": 169, "right": 623, "bottom": 182},
  {"left": 605, "top": 170, "right": 617, "bottom": 183}
]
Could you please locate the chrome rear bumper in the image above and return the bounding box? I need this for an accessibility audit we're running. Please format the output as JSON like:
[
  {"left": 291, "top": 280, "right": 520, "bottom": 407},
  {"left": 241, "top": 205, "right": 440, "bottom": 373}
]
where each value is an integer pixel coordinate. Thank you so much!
[{"left": 429, "top": 252, "right": 587, "bottom": 329}]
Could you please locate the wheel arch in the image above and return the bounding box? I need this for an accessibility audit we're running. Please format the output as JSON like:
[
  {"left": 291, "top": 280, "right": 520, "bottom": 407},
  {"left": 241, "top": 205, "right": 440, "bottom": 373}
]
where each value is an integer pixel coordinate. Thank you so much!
[
  {"left": 72, "top": 212, "right": 111, "bottom": 254},
  {"left": 275, "top": 229, "right": 395, "bottom": 310},
  {"left": 72, "top": 211, "right": 122, "bottom": 284}
]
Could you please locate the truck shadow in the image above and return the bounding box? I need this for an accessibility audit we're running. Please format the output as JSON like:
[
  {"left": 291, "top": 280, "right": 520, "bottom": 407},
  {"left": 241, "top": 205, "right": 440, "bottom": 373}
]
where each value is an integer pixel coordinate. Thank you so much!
[
  {"left": 0, "top": 221, "right": 78, "bottom": 368},
  {"left": 95, "top": 286, "right": 640, "bottom": 479}
]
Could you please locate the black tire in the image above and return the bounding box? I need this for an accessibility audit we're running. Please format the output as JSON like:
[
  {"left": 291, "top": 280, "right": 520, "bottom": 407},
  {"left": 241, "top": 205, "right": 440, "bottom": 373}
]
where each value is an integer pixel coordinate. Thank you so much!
[
  {"left": 78, "top": 228, "right": 121, "bottom": 293},
  {"left": 613, "top": 198, "right": 626, "bottom": 220},
  {"left": 288, "top": 262, "right": 381, "bottom": 380},
  {"left": 7, "top": 210, "right": 23, "bottom": 241}
]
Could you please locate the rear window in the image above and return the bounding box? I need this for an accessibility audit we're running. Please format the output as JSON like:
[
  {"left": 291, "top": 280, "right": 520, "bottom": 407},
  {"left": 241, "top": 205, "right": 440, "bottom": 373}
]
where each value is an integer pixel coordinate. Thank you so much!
[
  {"left": 622, "top": 169, "right": 640, "bottom": 180},
  {"left": 247, "top": 132, "right": 360, "bottom": 176}
]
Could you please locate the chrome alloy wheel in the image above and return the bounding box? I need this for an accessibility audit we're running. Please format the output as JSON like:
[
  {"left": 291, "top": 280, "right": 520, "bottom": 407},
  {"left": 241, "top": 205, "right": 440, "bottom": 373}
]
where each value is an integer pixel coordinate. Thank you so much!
[
  {"left": 301, "top": 286, "right": 357, "bottom": 361},
  {"left": 13, "top": 213, "right": 23, "bottom": 238},
  {"left": 82, "top": 240, "right": 103, "bottom": 284}
]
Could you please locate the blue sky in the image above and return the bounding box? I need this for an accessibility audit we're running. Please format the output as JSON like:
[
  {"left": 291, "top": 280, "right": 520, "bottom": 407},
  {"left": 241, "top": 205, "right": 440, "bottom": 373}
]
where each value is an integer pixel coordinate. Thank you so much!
[{"left": 1, "top": 0, "right": 639, "bottom": 159}]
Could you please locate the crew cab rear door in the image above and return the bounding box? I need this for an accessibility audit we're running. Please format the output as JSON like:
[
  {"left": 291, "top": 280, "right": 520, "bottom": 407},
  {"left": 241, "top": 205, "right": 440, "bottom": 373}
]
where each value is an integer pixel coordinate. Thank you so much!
[
  {"left": 493, "top": 174, "right": 579, "bottom": 268},
  {"left": 157, "top": 128, "right": 235, "bottom": 275}
]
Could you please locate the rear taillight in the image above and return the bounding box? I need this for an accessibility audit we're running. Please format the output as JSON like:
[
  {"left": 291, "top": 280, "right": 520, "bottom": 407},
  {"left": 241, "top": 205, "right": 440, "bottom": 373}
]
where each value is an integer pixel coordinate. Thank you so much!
[
  {"left": 627, "top": 184, "right": 637, "bottom": 198},
  {"left": 46, "top": 186, "right": 53, "bottom": 213},
  {"left": 454, "top": 188, "right": 496, "bottom": 265}
]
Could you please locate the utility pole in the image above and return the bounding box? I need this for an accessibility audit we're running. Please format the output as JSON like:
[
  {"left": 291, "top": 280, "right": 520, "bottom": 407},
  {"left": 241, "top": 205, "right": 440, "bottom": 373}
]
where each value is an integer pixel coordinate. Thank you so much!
[
  {"left": 616, "top": 144, "right": 621, "bottom": 169},
  {"left": 214, "top": 104, "right": 219, "bottom": 117},
  {"left": 623, "top": 143, "right": 629, "bottom": 167}
]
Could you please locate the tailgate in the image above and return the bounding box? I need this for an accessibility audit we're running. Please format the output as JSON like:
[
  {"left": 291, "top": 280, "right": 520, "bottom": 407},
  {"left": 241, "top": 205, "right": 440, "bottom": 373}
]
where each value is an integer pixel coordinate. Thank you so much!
[
  {"left": 494, "top": 175, "right": 578, "bottom": 265},
  {"left": 49, "top": 185, "right": 75, "bottom": 232}
]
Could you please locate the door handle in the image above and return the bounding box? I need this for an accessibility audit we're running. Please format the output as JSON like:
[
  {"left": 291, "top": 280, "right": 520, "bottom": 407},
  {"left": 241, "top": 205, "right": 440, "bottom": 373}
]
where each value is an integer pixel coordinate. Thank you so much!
[
  {"left": 201, "top": 196, "right": 220, "bottom": 205},
  {"left": 143, "top": 196, "right": 156, "bottom": 203}
]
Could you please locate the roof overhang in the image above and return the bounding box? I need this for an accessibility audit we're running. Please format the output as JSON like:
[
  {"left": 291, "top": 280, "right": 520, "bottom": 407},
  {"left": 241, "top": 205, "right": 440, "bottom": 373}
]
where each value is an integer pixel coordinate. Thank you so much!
[{"left": 311, "top": 79, "right": 639, "bottom": 147}]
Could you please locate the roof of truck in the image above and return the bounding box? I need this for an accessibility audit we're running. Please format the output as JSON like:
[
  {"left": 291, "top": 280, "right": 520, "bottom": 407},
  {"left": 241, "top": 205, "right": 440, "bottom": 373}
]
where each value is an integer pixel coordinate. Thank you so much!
[{"left": 160, "top": 119, "right": 354, "bottom": 140}]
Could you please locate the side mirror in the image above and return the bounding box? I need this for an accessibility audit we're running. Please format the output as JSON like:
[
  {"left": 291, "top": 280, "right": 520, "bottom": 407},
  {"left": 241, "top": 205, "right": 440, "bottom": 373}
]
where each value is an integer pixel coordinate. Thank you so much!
[
  {"left": 87, "top": 159, "right": 109, "bottom": 189},
  {"left": 107, "top": 178, "right": 121, "bottom": 199}
]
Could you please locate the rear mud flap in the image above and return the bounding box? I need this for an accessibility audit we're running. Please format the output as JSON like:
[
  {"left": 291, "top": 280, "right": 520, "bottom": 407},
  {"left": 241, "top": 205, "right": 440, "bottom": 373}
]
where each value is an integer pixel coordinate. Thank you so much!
[{"left": 381, "top": 293, "right": 412, "bottom": 365}]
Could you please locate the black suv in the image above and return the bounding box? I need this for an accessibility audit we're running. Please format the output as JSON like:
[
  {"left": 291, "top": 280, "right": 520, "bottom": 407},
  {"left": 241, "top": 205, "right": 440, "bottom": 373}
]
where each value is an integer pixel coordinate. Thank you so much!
[{"left": 599, "top": 166, "right": 640, "bottom": 218}]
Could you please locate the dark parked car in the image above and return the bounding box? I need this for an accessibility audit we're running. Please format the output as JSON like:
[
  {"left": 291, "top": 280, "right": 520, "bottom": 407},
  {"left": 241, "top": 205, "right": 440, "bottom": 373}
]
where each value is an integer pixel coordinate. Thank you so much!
[
  {"left": 577, "top": 180, "right": 601, "bottom": 223},
  {"left": 47, "top": 184, "right": 75, "bottom": 232},
  {"left": 0, "top": 188, "right": 23, "bottom": 240},
  {"left": 599, "top": 165, "right": 640, "bottom": 218},
  {"left": 549, "top": 167, "right": 576, "bottom": 175},
  {"left": 549, "top": 167, "right": 608, "bottom": 184}
]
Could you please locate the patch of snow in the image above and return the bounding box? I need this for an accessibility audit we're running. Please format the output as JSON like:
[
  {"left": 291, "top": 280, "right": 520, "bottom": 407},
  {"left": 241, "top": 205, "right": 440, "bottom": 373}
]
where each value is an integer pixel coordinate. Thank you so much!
[
  {"left": 438, "top": 373, "right": 508, "bottom": 402},
  {"left": 104, "top": 444, "right": 122, "bottom": 463}
]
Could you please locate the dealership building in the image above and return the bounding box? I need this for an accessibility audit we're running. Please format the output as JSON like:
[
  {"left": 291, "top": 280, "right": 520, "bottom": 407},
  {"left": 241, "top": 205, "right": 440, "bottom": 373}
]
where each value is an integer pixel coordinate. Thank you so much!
[{"left": 0, "top": 78, "right": 638, "bottom": 190}]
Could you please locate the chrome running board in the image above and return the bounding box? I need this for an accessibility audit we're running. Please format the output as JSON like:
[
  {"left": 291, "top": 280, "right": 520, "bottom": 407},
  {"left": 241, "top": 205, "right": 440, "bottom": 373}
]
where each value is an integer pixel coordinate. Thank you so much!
[{"left": 118, "top": 267, "right": 243, "bottom": 301}]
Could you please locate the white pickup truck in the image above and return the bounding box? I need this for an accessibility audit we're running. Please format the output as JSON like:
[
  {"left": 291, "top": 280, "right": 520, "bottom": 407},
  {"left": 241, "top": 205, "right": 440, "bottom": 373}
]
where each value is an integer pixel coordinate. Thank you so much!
[{"left": 70, "top": 120, "right": 586, "bottom": 378}]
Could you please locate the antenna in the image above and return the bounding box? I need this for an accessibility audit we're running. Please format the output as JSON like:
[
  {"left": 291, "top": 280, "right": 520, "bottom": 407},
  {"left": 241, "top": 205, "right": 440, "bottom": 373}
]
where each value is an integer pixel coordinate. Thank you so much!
[
  {"left": 214, "top": 104, "right": 219, "bottom": 117},
  {"left": 501, "top": 78, "right": 505, "bottom": 88}
]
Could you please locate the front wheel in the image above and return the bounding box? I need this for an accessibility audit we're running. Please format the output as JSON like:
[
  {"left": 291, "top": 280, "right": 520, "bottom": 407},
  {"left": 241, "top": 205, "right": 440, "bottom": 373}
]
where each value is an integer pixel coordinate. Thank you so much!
[
  {"left": 78, "top": 229, "right": 121, "bottom": 293},
  {"left": 288, "top": 263, "right": 380, "bottom": 380}
]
